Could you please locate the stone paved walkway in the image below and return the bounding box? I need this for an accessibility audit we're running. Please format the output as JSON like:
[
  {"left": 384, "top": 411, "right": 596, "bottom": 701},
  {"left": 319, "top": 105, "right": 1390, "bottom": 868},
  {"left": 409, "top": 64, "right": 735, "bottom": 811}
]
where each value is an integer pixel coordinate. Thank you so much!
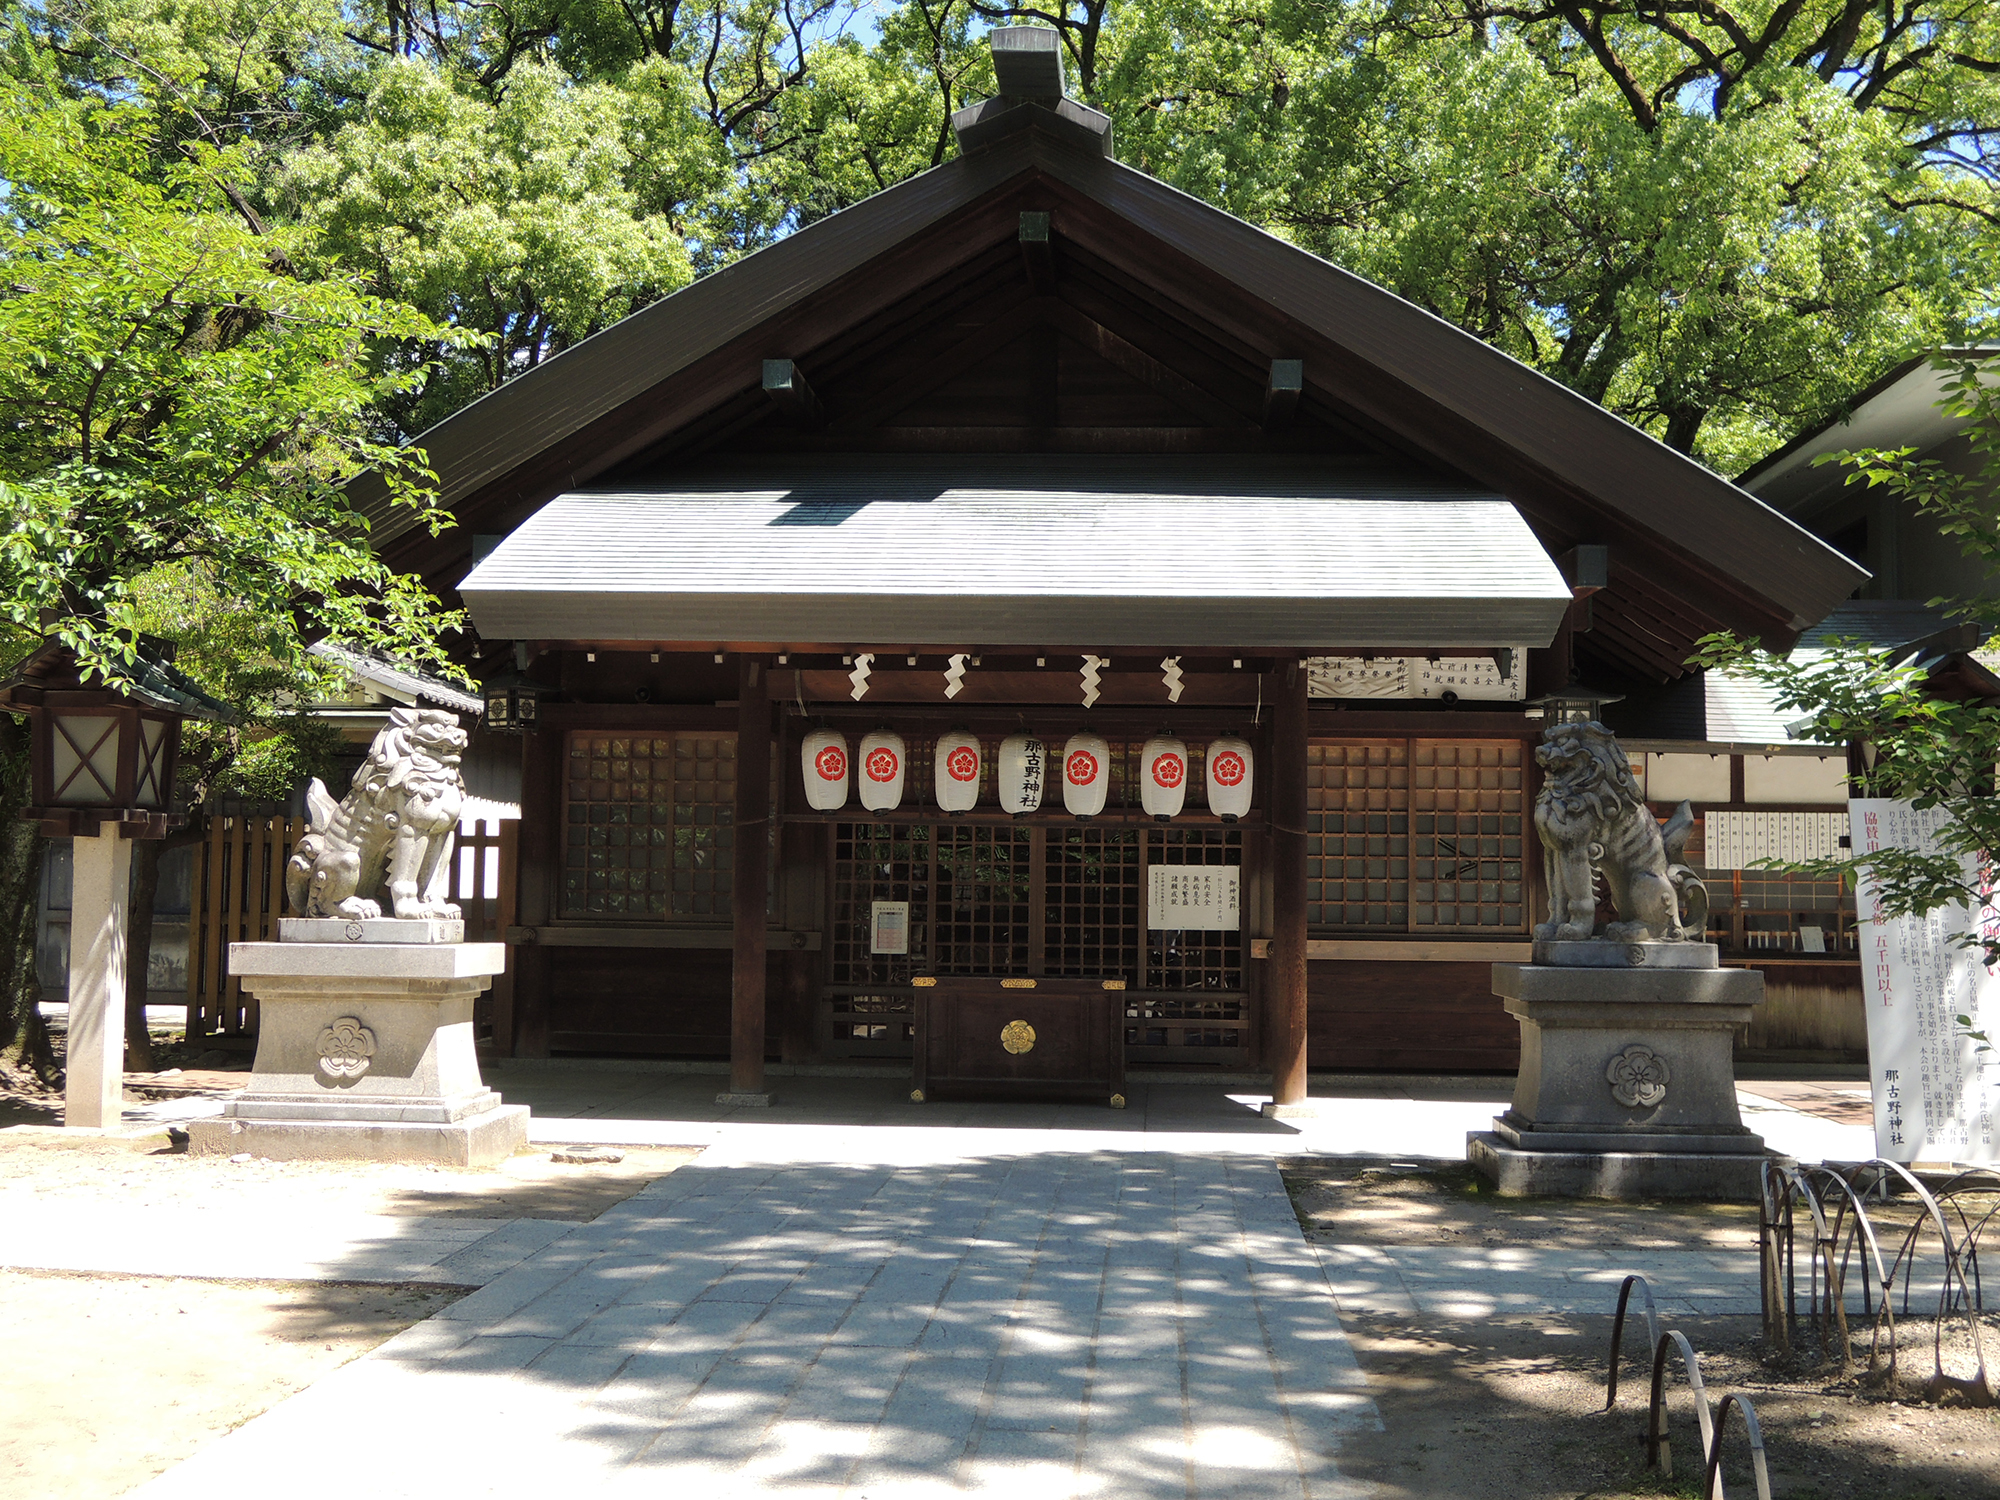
[{"left": 130, "top": 1143, "right": 1380, "bottom": 1500}]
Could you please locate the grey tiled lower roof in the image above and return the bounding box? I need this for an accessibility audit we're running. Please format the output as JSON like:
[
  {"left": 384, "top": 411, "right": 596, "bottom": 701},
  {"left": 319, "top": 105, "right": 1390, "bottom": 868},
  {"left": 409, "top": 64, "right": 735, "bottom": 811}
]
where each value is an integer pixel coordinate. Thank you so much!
[{"left": 458, "top": 459, "right": 1571, "bottom": 649}]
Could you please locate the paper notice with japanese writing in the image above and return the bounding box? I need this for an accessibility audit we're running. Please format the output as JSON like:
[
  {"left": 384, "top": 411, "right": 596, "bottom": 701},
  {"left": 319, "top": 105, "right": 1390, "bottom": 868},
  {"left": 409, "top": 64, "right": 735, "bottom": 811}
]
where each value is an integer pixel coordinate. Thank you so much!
[
  {"left": 1849, "top": 799, "right": 2000, "bottom": 1164},
  {"left": 1147, "top": 866, "right": 1240, "bottom": 931},
  {"left": 870, "top": 900, "right": 909, "bottom": 956}
]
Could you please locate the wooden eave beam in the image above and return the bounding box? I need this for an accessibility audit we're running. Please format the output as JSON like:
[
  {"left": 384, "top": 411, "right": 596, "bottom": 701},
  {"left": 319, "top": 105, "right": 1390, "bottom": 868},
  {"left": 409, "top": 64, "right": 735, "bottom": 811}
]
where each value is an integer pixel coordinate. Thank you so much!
[
  {"left": 828, "top": 291, "right": 1044, "bottom": 431},
  {"left": 1264, "top": 359, "right": 1303, "bottom": 432},
  {"left": 762, "top": 360, "right": 823, "bottom": 427},
  {"left": 1038, "top": 300, "right": 1248, "bottom": 427},
  {"left": 1020, "top": 210, "right": 1055, "bottom": 293}
]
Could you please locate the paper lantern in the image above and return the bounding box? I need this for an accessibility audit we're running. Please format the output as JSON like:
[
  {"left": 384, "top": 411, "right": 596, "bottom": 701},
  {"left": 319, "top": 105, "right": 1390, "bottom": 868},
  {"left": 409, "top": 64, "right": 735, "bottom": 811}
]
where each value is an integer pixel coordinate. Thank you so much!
[
  {"left": 1139, "top": 733, "right": 1188, "bottom": 821},
  {"left": 998, "top": 733, "right": 1046, "bottom": 816},
  {"left": 857, "top": 730, "right": 906, "bottom": 813},
  {"left": 800, "top": 728, "right": 849, "bottom": 812},
  {"left": 1204, "top": 736, "right": 1254, "bottom": 822},
  {"left": 1062, "top": 731, "right": 1110, "bottom": 819},
  {"left": 934, "top": 730, "right": 982, "bottom": 815}
]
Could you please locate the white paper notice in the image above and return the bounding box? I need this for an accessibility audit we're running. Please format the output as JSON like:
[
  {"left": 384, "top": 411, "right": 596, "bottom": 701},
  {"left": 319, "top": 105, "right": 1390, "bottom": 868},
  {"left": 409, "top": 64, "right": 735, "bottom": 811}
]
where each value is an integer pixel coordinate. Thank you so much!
[
  {"left": 1849, "top": 799, "right": 2000, "bottom": 1164},
  {"left": 1147, "top": 866, "right": 1240, "bottom": 931},
  {"left": 870, "top": 900, "right": 909, "bottom": 956}
]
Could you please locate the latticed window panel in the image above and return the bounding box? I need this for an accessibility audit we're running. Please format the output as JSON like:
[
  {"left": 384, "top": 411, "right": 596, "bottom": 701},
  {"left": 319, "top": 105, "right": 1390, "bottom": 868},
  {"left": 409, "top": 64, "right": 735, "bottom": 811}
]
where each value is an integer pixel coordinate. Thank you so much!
[
  {"left": 1144, "top": 826, "right": 1243, "bottom": 991},
  {"left": 828, "top": 822, "right": 931, "bottom": 985},
  {"left": 1045, "top": 827, "right": 1141, "bottom": 979},
  {"left": 562, "top": 733, "right": 735, "bottom": 919},
  {"left": 933, "top": 823, "right": 1033, "bottom": 974},
  {"left": 1411, "top": 741, "right": 1525, "bottom": 930},
  {"left": 1306, "top": 740, "right": 1409, "bottom": 928}
]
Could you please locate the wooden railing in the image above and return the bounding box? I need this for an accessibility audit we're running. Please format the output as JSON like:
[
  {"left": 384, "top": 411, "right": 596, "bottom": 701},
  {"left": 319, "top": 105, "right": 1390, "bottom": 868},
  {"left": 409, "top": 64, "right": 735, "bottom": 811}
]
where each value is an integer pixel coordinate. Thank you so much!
[{"left": 187, "top": 812, "right": 518, "bottom": 1046}]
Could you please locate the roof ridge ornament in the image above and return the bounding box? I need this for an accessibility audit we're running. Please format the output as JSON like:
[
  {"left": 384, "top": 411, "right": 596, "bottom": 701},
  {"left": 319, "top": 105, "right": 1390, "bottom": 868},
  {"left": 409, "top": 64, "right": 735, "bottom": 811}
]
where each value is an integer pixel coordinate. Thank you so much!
[{"left": 951, "top": 27, "right": 1114, "bottom": 158}]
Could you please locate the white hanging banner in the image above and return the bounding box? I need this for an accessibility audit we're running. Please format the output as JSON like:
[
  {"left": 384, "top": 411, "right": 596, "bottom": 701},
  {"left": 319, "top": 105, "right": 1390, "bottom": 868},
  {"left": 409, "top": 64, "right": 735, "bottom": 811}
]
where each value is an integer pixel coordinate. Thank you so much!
[
  {"left": 1849, "top": 798, "right": 2000, "bottom": 1164},
  {"left": 1147, "top": 866, "right": 1240, "bottom": 931}
]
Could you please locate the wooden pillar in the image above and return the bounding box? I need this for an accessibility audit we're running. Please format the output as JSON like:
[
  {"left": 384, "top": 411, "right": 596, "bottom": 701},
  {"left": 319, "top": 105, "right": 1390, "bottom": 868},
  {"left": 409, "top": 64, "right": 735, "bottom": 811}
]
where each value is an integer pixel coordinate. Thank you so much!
[
  {"left": 727, "top": 655, "right": 773, "bottom": 1101},
  {"left": 1268, "top": 658, "right": 1310, "bottom": 1110},
  {"left": 513, "top": 722, "right": 559, "bottom": 1057}
]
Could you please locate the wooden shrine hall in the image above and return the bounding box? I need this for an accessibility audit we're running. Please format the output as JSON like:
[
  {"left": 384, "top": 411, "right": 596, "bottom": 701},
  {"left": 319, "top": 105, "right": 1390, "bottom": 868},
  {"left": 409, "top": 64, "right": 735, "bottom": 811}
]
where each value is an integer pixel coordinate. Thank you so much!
[{"left": 360, "top": 28, "right": 1865, "bottom": 1105}]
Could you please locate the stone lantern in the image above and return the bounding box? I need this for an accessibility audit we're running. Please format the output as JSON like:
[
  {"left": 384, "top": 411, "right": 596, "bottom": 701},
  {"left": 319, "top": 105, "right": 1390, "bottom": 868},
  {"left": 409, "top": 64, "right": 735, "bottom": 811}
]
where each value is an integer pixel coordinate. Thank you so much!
[{"left": 0, "top": 637, "right": 233, "bottom": 1130}]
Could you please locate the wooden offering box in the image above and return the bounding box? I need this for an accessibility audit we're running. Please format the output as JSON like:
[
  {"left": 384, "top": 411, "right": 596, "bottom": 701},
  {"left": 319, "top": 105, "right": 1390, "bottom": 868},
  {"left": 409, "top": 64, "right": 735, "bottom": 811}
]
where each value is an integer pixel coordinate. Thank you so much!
[{"left": 911, "top": 976, "right": 1128, "bottom": 1107}]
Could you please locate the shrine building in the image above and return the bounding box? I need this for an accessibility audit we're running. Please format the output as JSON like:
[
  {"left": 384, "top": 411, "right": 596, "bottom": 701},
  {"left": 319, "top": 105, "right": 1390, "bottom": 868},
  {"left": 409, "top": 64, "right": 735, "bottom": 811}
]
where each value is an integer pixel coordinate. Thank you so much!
[{"left": 354, "top": 29, "right": 1866, "bottom": 1105}]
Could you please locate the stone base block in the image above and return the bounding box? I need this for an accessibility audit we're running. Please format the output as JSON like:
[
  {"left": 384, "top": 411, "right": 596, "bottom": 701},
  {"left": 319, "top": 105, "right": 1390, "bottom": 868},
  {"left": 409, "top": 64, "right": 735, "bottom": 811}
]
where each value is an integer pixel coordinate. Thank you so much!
[
  {"left": 1468, "top": 1131, "right": 1781, "bottom": 1201},
  {"left": 279, "top": 917, "right": 464, "bottom": 945},
  {"left": 1492, "top": 1111, "right": 1764, "bottom": 1156},
  {"left": 190, "top": 1104, "right": 529, "bottom": 1167},
  {"left": 1261, "top": 1101, "right": 1320, "bottom": 1120},
  {"left": 1532, "top": 939, "right": 1718, "bottom": 969}
]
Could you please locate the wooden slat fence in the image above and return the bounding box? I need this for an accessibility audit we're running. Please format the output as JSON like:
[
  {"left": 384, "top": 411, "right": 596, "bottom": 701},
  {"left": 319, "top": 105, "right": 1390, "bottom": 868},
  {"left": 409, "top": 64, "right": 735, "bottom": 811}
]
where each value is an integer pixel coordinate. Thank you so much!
[{"left": 187, "top": 813, "right": 519, "bottom": 1046}]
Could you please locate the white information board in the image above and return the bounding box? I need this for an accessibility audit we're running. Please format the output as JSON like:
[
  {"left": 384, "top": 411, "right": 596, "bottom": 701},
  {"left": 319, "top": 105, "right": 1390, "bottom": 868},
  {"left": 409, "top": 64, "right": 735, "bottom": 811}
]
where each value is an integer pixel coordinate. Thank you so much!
[
  {"left": 1701, "top": 811, "right": 1846, "bottom": 870},
  {"left": 870, "top": 900, "right": 909, "bottom": 956},
  {"left": 1147, "top": 866, "right": 1240, "bottom": 931},
  {"left": 1305, "top": 652, "right": 1525, "bottom": 701},
  {"left": 1850, "top": 799, "right": 2000, "bottom": 1163}
]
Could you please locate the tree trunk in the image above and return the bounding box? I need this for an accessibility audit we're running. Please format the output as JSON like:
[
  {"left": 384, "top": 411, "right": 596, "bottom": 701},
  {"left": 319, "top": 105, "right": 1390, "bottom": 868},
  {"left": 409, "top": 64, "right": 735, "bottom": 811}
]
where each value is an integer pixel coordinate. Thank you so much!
[
  {"left": 0, "top": 715, "right": 55, "bottom": 1079},
  {"left": 124, "top": 836, "right": 160, "bottom": 1071}
]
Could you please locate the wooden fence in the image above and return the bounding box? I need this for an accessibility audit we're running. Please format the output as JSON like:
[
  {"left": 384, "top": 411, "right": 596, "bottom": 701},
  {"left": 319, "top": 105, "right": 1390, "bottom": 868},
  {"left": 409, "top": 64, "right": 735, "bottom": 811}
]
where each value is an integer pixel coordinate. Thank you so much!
[{"left": 187, "top": 812, "right": 518, "bottom": 1046}]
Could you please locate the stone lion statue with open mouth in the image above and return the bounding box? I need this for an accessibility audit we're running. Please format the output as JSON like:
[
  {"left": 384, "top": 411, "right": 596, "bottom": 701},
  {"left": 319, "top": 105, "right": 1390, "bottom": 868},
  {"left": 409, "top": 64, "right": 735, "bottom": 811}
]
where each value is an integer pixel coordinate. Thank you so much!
[
  {"left": 285, "top": 707, "right": 467, "bottom": 922},
  {"left": 1534, "top": 721, "right": 1707, "bottom": 945}
]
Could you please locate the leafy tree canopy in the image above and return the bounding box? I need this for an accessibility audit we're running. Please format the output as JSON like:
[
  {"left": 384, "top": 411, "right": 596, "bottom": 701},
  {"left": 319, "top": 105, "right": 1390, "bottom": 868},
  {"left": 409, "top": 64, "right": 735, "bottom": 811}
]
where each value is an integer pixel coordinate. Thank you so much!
[{"left": 0, "top": 63, "right": 470, "bottom": 693}]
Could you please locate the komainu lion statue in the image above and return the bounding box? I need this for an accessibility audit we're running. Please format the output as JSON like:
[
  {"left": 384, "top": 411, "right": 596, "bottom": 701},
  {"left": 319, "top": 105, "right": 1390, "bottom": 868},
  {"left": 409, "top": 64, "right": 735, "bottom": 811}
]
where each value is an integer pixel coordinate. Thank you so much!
[
  {"left": 285, "top": 708, "right": 467, "bottom": 922},
  {"left": 1534, "top": 721, "right": 1708, "bottom": 944}
]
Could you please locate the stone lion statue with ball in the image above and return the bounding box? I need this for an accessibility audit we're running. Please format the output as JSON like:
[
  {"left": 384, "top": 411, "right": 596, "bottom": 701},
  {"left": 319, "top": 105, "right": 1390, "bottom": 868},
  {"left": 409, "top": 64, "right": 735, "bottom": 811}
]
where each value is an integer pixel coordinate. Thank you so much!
[
  {"left": 1534, "top": 721, "right": 1707, "bottom": 945},
  {"left": 286, "top": 708, "right": 466, "bottom": 922}
]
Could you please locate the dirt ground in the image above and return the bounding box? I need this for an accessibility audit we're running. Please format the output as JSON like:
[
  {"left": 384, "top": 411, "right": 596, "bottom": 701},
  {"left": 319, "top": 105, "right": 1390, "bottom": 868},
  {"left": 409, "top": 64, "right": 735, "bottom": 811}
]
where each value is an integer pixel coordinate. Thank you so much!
[
  {"left": 0, "top": 1272, "right": 461, "bottom": 1499},
  {"left": 0, "top": 1130, "right": 702, "bottom": 1223},
  {"left": 1284, "top": 1158, "right": 2000, "bottom": 1500}
]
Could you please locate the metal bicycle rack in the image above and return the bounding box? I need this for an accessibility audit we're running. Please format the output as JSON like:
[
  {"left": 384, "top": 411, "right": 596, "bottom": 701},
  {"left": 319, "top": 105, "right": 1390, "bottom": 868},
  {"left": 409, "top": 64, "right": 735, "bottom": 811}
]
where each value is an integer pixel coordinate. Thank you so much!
[
  {"left": 1760, "top": 1158, "right": 1999, "bottom": 1405},
  {"left": 1607, "top": 1274, "right": 1773, "bottom": 1500}
]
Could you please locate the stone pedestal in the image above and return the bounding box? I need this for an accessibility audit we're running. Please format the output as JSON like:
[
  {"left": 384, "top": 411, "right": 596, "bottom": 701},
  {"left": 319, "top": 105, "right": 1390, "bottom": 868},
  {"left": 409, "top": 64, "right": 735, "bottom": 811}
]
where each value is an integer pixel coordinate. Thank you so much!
[
  {"left": 188, "top": 941, "right": 528, "bottom": 1166},
  {"left": 1467, "top": 956, "right": 1776, "bottom": 1200}
]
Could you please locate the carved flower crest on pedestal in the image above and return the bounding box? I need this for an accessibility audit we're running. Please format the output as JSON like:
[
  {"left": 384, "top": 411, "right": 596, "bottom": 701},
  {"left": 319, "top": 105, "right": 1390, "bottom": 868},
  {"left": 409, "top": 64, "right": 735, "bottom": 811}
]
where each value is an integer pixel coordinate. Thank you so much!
[
  {"left": 1606, "top": 1045, "right": 1670, "bottom": 1108},
  {"left": 317, "top": 1017, "right": 377, "bottom": 1086}
]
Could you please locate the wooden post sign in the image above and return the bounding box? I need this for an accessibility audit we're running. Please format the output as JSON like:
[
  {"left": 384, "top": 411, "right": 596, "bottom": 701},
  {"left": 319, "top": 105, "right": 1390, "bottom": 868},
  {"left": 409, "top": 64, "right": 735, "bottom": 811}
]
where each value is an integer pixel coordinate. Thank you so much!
[{"left": 1850, "top": 799, "right": 2000, "bottom": 1164}]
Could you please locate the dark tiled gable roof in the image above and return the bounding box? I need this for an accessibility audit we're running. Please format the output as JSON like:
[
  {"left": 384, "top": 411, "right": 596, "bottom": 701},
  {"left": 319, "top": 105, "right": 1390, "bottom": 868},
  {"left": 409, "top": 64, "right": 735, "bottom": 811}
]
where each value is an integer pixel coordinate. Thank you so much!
[{"left": 359, "top": 106, "right": 1866, "bottom": 659}]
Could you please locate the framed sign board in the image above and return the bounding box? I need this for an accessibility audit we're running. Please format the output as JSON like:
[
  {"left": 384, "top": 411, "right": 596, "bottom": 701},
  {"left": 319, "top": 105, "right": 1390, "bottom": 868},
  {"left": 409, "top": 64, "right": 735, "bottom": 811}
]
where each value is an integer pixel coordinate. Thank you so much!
[
  {"left": 1147, "top": 866, "right": 1240, "bottom": 931},
  {"left": 871, "top": 900, "right": 909, "bottom": 955}
]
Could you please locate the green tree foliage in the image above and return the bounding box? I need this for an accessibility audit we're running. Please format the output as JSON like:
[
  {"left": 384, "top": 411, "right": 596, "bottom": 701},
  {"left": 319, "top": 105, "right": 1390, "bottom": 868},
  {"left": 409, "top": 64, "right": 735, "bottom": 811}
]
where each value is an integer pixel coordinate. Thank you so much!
[
  {"left": 279, "top": 58, "right": 706, "bottom": 432},
  {"left": 0, "top": 57, "right": 466, "bottom": 1071},
  {"left": 0, "top": 74, "right": 467, "bottom": 684},
  {"left": 1692, "top": 355, "right": 2000, "bottom": 1001},
  {"left": 1084, "top": 0, "right": 1998, "bottom": 471}
]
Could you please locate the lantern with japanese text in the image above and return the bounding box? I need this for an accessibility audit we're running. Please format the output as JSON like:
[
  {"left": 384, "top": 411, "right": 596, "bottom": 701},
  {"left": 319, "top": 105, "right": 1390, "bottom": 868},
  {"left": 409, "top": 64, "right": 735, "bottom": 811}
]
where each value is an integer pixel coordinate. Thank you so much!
[
  {"left": 934, "top": 730, "right": 982, "bottom": 815},
  {"left": 998, "top": 733, "right": 1046, "bottom": 816},
  {"left": 1139, "top": 733, "right": 1188, "bottom": 821},
  {"left": 1204, "top": 736, "right": 1254, "bottom": 822},
  {"left": 1061, "top": 731, "right": 1110, "bottom": 819},
  {"left": 801, "top": 728, "right": 849, "bottom": 812},
  {"left": 857, "top": 730, "right": 906, "bottom": 813}
]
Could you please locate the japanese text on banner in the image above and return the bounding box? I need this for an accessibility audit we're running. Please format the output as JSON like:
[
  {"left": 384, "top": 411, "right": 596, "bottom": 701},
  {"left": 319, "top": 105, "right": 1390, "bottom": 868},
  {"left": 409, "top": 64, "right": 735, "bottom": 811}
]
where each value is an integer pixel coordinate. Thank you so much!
[{"left": 1849, "top": 799, "right": 1999, "bottom": 1163}]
